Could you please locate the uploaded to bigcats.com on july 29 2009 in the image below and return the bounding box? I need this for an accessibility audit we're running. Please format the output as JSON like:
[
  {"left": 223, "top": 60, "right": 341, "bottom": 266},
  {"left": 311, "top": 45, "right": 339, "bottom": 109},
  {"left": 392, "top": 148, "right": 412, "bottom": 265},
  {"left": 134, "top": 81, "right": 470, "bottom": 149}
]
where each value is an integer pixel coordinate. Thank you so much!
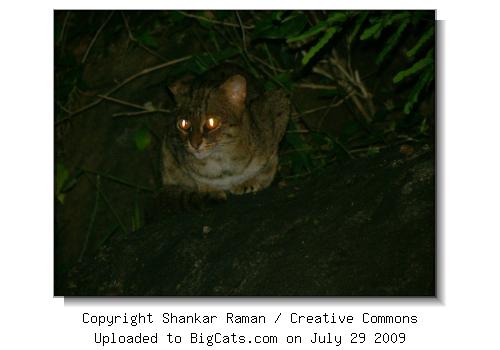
[{"left": 77, "top": 310, "right": 426, "bottom": 348}]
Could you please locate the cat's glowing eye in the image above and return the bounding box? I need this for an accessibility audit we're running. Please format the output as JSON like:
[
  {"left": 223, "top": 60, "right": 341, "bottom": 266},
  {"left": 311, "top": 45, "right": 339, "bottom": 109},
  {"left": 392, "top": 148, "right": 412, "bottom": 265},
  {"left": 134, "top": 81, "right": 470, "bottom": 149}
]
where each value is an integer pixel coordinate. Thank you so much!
[
  {"left": 205, "top": 117, "right": 220, "bottom": 131},
  {"left": 177, "top": 119, "right": 191, "bottom": 131}
]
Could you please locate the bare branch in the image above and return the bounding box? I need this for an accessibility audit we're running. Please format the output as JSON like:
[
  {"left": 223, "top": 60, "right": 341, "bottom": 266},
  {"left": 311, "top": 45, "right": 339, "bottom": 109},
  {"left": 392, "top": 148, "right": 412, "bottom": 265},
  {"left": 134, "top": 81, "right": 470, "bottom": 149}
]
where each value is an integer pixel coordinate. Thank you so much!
[
  {"left": 295, "top": 83, "right": 338, "bottom": 90},
  {"left": 178, "top": 11, "right": 254, "bottom": 29},
  {"left": 56, "top": 11, "right": 71, "bottom": 46},
  {"left": 120, "top": 11, "right": 166, "bottom": 61},
  {"left": 235, "top": 11, "right": 247, "bottom": 53},
  {"left": 113, "top": 110, "right": 170, "bottom": 118},
  {"left": 56, "top": 55, "right": 191, "bottom": 125},
  {"left": 82, "top": 11, "right": 115, "bottom": 64}
]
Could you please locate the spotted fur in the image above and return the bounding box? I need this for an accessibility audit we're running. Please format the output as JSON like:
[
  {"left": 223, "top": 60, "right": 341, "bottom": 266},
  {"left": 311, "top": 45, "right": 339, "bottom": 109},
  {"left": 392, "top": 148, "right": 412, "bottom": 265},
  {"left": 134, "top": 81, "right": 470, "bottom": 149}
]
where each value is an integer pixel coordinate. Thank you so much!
[{"left": 162, "top": 65, "right": 290, "bottom": 198}]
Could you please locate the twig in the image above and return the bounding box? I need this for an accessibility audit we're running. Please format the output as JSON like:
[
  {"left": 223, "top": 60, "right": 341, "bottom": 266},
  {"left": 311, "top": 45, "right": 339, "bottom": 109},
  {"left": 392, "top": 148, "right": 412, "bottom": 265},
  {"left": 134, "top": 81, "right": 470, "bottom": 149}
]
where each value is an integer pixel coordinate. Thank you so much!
[
  {"left": 326, "top": 49, "right": 374, "bottom": 123},
  {"left": 249, "top": 53, "right": 287, "bottom": 73},
  {"left": 281, "top": 161, "right": 339, "bottom": 180},
  {"left": 291, "top": 105, "right": 331, "bottom": 117},
  {"left": 209, "top": 25, "right": 221, "bottom": 51},
  {"left": 286, "top": 129, "right": 310, "bottom": 134},
  {"left": 93, "top": 55, "right": 190, "bottom": 103},
  {"left": 349, "top": 94, "right": 371, "bottom": 123},
  {"left": 56, "top": 11, "right": 71, "bottom": 46},
  {"left": 295, "top": 83, "right": 338, "bottom": 90},
  {"left": 282, "top": 148, "right": 313, "bottom": 156},
  {"left": 56, "top": 100, "right": 71, "bottom": 114},
  {"left": 82, "top": 168, "right": 155, "bottom": 192},
  {"left": 56, "top": 55, "right": 191, "bottom": 125},
  {"left": 178, "top": 11, "right": 254, "bottom": 29},
  {"left": 350, "top": 145, "right": 386, "bottom": 154},
  {"left": 312, "top": 66, "right": 335, "bottom": 80},
  {"left": 120, "top": 11, "right": 166, "bottom": 61},
  {"left": 79, "top": 174, "right": 100, "bottom": 262},
  {"left": 354, "top": 70, "right": 375, "bottom": 115},
  {"left": 263, "top": 43, "right": 279, "bottom": 75},
  {"left": 85, "top": 173, "right": 128, "bottom": 235},
  {"left": 334, "top": 138, "right": 354, "bottom": 159},
  {"left": 282, "top": 170, "right": 312, "bottom": 180},
  {"left": 192, "top": 27, "right": 218, "bottom": 65},
  {"left": 291, "top": 91, "right": 356, "bottom": 119},
  {"left": 253, "top": 62, "right": 289, "bottom": 92},
  {"left": 311, "top": 154, "right": 333, "bottom": 160},
  {"left": 81, "top": 11, "right": 114, "bottom": 64},
  {"left": 97, "top": 94, "right": 171, "bottom": 115},
  {"left": 97, "top": 94, "right": 148, "bottom": 110},
  {"left": 113, "top": 110, "right": 169, "bottom": 118},
  {"left": 331, "top": 50, "right": 355, "bottom": 84},
  {"left": 235, "top": 11, "right": 247, "bottom": 53},
  {"left": 99, "top": 225, "right": 120, "bottom": 247},
  {"left": 121, "top": 11, "right": 133, "bottom": 36}
]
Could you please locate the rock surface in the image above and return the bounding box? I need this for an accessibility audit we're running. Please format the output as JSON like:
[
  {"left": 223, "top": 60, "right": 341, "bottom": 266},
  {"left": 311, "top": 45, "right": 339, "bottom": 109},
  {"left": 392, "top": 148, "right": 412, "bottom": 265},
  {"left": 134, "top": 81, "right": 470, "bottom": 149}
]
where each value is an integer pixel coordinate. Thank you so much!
[{"left": 62, "top": 146, "right": 435, "bottom": 296}]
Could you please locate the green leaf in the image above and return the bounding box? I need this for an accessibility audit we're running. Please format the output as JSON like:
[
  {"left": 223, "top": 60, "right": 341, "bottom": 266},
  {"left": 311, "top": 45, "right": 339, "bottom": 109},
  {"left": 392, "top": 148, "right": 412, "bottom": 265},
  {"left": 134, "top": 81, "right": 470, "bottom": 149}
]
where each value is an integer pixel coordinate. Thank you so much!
[
  {"left": 252, "top": 13, "right": 308, "bottom": 40},
  {"left": 301, "top": 27, "right": 337, "bottom": 66},
  {"left": 134, "top": 127, "right": 152, "bottom": 151},
  {"left": 265, "top": 72, "right": 293, "bottom": 91},
  {"left": 348, "top": 12, "right": 368, "bottom": 43},
  {"left": 131, "top": 200, "right": 142, "bottom": 231},
  {"left": 287, "top": 21, "right": 327, "bottom": 43},
  {"left": 326, "top": 12, "right": 348, "bottom": 24},
  {"left": 286, "top": 12, "right": 345, "bottom": 44},
  {"left": 168, "top": 11, "right": 185, "bottom": 23},
  {"left": 56, "top": 163, "right": 69, "bottom": 204},
  {"left": 189, "top": 47, "right": 240, "bottom": 74},
  {"left": 365, "top": 145, "right": 381, "bottom": 156},
  {"left": 284, "top": 121, "right": 314, "bottom": 172},
  {"left": 360, "top": 21, "right": 382, "bottom": 40},
  {"left": 376, "top": 18, "right": 409, "bottom": 65},
  {"left": 407, "top": 26, "right": 435, "bottom": 57},
  {"left": 393, "top": 49, "right": 434, "bottom": 83},
  {"left": 386, "top": 12, "right": 410, "bottom": 26},
  {"left": 194, "top": 11, "right": 215, "bottom": 29},
  {"left": 272, "top": 11, "right": 285, "bottom": 21},
  {"left": 403, "top": 68, "right": 434, "bottom": 114},
  {"left": 57, "top": 167, "right": 81, "bottom": 198},
  {"left": 360, "top": 12, "right": 409, "bottom": 41},
  {"left": 419, "top": 118, "right": 429, "bottom": 134},
  {"left": 136, "top": 32, "right": 159, "bottom": 49}
]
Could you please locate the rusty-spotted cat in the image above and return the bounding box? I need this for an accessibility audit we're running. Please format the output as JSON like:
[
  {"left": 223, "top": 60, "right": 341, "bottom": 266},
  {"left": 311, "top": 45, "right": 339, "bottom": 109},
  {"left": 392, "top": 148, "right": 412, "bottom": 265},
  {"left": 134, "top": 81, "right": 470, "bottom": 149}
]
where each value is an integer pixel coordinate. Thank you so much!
[{"left": 161, "top": 65, "right": 290, "bottom": 200}]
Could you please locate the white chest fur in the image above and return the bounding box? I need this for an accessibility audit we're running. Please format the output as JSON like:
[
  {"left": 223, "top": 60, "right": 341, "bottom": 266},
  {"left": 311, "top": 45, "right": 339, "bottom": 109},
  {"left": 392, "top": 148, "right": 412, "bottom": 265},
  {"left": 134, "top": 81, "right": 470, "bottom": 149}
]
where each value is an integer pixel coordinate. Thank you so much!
[{"left": 190, "top": 154, "right": 264, "bottom": 191}]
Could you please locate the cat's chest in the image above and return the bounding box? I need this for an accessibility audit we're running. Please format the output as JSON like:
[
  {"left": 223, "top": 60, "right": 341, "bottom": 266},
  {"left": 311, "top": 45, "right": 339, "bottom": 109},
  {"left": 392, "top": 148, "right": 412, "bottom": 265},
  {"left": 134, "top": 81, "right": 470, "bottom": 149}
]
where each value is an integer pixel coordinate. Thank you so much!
[{"left": 188, "top": 153, "right": 263, "bottom": 190}]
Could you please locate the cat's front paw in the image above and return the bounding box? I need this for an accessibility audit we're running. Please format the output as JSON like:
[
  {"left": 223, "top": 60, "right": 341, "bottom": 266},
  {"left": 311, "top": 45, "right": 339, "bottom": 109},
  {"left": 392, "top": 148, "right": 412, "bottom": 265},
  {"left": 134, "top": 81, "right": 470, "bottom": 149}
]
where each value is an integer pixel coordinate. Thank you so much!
[
  {"left": 206, "top": 190, "right": 227, "bottom": 202},
  {"left": 229, "top": 183, "right": 260, "bottom": 195}
]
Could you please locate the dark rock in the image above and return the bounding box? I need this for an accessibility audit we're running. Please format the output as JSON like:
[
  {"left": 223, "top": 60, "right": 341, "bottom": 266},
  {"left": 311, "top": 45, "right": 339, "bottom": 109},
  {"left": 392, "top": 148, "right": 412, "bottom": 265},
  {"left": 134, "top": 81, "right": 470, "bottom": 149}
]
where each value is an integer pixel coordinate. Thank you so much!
[{"left": 62, "top": 146, "right": 435, "bottom": 296}]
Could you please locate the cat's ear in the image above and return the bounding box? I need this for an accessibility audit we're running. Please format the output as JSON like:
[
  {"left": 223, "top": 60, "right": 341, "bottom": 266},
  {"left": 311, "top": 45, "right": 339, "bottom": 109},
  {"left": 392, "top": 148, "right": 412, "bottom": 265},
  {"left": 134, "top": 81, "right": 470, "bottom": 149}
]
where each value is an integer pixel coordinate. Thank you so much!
[
  {"left": 220, "top": 74, "right": 247, "bottom": 110},
  {"left": 168, "top": 75, "right": 194, "bottom": 99}
]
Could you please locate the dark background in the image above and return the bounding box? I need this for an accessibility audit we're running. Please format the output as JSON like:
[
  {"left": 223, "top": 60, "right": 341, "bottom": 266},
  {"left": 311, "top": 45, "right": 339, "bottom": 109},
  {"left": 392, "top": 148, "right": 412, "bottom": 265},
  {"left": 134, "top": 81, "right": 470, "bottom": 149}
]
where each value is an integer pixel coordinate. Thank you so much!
[{"left": 54, "top": 10, "right": 435, "bottom": 294}]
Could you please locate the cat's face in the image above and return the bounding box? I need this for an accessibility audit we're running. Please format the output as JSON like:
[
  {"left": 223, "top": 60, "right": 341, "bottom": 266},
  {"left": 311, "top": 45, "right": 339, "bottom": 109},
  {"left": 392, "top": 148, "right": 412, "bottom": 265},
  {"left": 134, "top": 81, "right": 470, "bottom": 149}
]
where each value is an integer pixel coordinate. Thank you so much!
[{"left": 171, "top": 74, "right": 247, "bottom": 159}]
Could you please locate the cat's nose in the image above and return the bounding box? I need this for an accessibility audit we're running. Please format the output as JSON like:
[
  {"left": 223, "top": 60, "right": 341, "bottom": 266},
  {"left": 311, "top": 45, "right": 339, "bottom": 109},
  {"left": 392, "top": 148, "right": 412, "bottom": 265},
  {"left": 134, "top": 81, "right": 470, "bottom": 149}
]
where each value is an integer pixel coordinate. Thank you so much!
[{"left": 190, "top": 133, "right": 203, "bottom": 150}]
